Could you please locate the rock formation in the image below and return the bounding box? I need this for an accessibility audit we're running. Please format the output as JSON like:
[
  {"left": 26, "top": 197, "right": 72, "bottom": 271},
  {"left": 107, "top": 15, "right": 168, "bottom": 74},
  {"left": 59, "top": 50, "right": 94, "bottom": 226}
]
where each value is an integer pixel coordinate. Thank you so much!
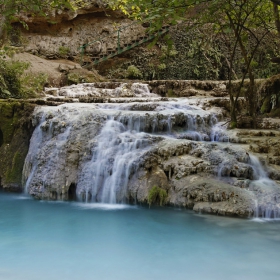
[{"left": 20, "top": 82, "right": 280, "bottom": 218}]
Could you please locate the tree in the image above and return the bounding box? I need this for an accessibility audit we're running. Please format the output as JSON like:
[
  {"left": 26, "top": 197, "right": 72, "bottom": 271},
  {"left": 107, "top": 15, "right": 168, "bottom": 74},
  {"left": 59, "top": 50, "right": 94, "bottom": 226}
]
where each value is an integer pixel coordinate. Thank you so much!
[
  {"left": 109, "top": 0, "right": 276, "bottom": 128},
  {"left": 204, "top": 0, "right": 274, "bottom": 127}
]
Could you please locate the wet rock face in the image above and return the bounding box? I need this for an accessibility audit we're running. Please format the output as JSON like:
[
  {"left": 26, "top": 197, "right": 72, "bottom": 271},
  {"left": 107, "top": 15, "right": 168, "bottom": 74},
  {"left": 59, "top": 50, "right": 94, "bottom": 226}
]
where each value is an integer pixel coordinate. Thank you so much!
[
  {"left": 0, "top": 102, "right": 36, "bottom": 192},
  {"left": 23, "top": 105, "right": 107, "bottom": 200},
  {"left": 126, "top": 132, "right": 280, "bottom": 218}
]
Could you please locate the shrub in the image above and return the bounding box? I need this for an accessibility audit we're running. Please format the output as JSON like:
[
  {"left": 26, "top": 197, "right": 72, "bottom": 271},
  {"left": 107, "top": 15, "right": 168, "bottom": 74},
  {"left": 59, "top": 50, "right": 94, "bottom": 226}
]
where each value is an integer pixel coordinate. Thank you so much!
[
  {"left": 0, "top": 59, "right": 29, "bottom": 98},
  {"left": 0, "top": 57, "right": 47, "bottom": 99},
  {"left": 20, "top": 72, "right": 48, "bottom": 98},
  {"left": 157, "top": 63, "right": 166, "bottom": 71},
  {"left": 125, "top": 65, "right": 143, "bottom": 79},
  {"left": 148, "top": 186, "right": 168, "bottom": 207}
]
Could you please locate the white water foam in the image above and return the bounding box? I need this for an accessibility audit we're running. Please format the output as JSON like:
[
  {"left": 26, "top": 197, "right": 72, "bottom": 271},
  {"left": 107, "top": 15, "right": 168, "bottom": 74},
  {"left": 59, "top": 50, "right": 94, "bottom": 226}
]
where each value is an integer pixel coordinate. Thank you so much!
[{"left": 74, "top": 202, "right": 138, "bottom": 210}]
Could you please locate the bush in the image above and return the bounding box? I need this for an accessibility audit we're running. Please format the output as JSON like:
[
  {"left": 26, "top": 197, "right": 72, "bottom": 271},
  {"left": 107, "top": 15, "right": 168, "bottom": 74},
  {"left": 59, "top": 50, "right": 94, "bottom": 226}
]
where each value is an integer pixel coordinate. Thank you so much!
[
  {"left": 148, "top": 186, "right": 168, "bottom": 207},
  {"left": 0, "top": 58, "right": 47, "bottom": 99},
  {"left": 20, "top": 72, "right": 48, "bottom": 98},
  {"left": 125, "top": 65, "right": 143, "bottom": 79},
  {"left": 0, "top": 59, "right": 29, "bottom": 98}
]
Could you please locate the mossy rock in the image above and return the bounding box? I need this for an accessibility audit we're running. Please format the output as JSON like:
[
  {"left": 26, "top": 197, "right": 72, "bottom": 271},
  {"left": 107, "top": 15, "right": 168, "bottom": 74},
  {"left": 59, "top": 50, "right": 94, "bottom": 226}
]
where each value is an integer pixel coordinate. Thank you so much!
[
  {"left": 148, "top": 186, "right": 168, "bottom": 207},
  {"left": 167, "top": 89, "right": 175, "bottom": 97},
  {"left": 67, "top": 68, "right": 105, "bottom": 85},
  {"left": 260, "top": 96, "right": 272, "bottom": 114},
  {"left": 0, "top": 101, "right": 35, "bottom": 191},
  {"left": 5, "top": 151, "right": 26, "bottom": 183},
  {"left": 258, "top": 74, "right": 280, "bottom": 99},
  {"left": 0, "top": 102, "right": 21, "bottom": 143}
]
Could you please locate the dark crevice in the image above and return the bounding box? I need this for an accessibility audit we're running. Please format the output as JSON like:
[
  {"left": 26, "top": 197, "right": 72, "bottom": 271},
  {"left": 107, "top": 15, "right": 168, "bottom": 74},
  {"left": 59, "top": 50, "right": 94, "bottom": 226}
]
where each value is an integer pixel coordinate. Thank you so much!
[{"left": 68, "top": 183, "right": 77, "bottom": 200}]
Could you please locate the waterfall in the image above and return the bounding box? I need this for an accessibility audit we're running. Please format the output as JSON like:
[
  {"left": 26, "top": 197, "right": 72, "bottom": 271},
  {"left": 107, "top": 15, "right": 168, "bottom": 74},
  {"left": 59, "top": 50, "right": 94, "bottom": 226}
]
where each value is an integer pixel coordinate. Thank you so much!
[
  {"left": 22, "top": 82, "right": 280, "bottom": 216},
  {"left": 248, "top": 155, "right": 280, "bottom": 219},
  {"left": 23, "top": 81, "right": 220, "bottom": 203},
  {"left": 76, "top": 119, "right": 153, "bottom": 203}
]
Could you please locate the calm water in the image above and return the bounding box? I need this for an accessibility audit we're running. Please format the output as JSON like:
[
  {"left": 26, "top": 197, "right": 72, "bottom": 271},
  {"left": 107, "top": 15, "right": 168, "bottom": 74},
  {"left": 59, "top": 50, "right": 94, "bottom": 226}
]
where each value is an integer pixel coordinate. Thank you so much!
[{"left": 0, "top": 193, "right": 280, "bottom": 280}]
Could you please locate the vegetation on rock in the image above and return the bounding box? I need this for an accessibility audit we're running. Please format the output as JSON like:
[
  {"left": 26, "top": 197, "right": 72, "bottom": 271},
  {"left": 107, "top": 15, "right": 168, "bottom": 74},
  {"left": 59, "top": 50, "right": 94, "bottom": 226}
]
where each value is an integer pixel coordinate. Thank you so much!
[
  {"left": 0, "top": 52, "right": 47, "bottom": 99},
  {"left": 125, "top": 65, "right": 143, "bottom": 79},
  {"left": 148, "top": 186, "right": 168, "bottom": 207},
  {"left": 0, "top": 101, "right": 35, "bottom": 191}
]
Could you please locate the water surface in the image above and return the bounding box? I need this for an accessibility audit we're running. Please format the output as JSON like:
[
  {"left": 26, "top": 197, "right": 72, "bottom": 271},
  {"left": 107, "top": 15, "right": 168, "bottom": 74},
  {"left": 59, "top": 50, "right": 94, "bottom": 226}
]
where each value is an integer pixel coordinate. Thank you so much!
[{"left": 0, "top": 193, "right": 280, "bottom": 280}]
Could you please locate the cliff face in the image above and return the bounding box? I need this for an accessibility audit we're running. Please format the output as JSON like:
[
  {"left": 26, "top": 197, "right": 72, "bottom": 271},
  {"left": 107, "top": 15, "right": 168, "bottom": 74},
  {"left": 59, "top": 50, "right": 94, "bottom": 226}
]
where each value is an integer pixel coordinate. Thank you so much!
[
  {"left": 13, "top": 2, "right": 145, "bottom": 62},
  {"left": 0, "top": 101, "right": 35, "bottom": 192}
]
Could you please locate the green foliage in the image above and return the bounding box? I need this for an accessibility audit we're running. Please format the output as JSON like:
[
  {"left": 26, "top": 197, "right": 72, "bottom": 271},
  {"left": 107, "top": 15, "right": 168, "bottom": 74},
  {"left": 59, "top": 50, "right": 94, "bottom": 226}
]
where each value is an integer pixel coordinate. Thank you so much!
[
  {"left": 125, "top": 65, "right": 143, "bottom": 79},
  {"left": 20, "top": 72, "right": 48, "bottom": 98},
  {"left": 261, "top": 96, "right": 272, "bottom": 114},
  {"left": 0, "top": 59, "right": 29, "bottom": 98},
  {"left": 148, "top": 186, "right": 168, "bottom": 207},
  {"left": 167, "top": 89, "right": 175, "bottom": 97},
  {"left": 230, "top": 121, "right": 237, "bottom": 129},
  {"left": 67, "top": 69, "right": 105, "bottom": 85},
  {"left": 0, "top": 54, "right": 47, "bottom": 99},
  {"left": 108, "top": 0, "right": 186, "bottom": 27},
  {"left": 161, "top": 45, "right": 178, "bottom": 58},
  {"left": 59, "top": 46, "right": 70, "bottom": 58},
  {"left": 157, "top": 63, "right": 166, "bottom": 71}
]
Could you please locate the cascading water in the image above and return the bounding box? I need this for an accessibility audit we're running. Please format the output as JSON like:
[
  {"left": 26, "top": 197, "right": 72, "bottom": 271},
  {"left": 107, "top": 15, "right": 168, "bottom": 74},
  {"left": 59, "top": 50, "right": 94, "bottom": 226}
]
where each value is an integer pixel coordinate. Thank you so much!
[
  {"left": 216, "top": 150, "right": 280, "bottom": 218},
  {"left": 248, "top": 155, "right": 280, "bottom": 219},
  {"left": 23, "top": 82, "right": 280, "bottom": 218},
  {"left": 23, "top": 83, "right": 221, "bottom": 203},
  {"left": 76, "top": 119, "right": 154, "bottom": 203}
]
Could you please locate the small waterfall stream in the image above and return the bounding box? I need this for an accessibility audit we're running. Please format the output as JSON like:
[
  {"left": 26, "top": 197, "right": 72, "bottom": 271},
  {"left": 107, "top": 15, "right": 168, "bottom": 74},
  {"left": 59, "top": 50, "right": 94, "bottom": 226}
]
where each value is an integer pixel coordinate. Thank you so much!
[
  {"left": 248, "top": 155, "right": 280, "bottom": 218},
  {"left": 77, "top": 119, "right": 153, "bottom": 203}
]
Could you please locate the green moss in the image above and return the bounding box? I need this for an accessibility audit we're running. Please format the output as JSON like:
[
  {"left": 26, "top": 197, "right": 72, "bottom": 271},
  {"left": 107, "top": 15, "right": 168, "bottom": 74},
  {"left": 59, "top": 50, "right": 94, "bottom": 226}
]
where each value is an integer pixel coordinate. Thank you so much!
[
  {"left": 67, "top": 70, "right": 105, "bottom": 85},
  {"left": 0, "top": 59, "right": 30, "bottom": 98},
  {"left": 167, "top": 89, "right": 175, "bottom": 97},
  {"left": 148, "top": 186, "right": 168, "bottom": 207},
  {"left": 5, "top": 151, "right": 25, "bottom": 183},
  {"left": 0, "top": 101, "right": 35, "bottom": 191},
  {"left": 0, "top": 102, "right": 22, "bottom": 143},
  {"left": 230, "top": 121, "right": 237, "bottom": 129},
  {"left": 260, "top": 96, "right": 272, "bottom": 114},
  {"left": 58, "top": 46, "right": 70, "bottom": 58},
  {"left": 67, "top": 73, "right": 83, "bottom": 84}
]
